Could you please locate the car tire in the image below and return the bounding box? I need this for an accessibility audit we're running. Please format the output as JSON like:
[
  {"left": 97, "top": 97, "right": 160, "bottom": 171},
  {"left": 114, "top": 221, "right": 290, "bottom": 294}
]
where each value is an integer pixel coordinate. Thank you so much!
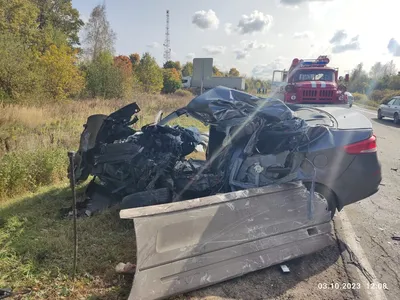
[
  {"left": 304, "top": 183, "right": 337, "bottom": 219},
  {"left": 377, "top": 109, "right": 383, "bottom": 120},
  {"left": 394, "top": 113, "right": 400, "bottom": 124}
]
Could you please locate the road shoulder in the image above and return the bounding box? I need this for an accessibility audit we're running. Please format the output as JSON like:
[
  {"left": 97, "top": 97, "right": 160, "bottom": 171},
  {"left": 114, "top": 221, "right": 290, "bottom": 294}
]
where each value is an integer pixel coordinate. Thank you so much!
[{"left": 333, "top": 211, "right": 388, "bottom": 300}]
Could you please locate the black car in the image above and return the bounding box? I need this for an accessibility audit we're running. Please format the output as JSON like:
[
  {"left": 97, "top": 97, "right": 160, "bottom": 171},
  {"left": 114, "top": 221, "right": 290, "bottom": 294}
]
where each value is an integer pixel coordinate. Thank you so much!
[{"left": 70, "top": 86, "right": 382, "bottom": 218}]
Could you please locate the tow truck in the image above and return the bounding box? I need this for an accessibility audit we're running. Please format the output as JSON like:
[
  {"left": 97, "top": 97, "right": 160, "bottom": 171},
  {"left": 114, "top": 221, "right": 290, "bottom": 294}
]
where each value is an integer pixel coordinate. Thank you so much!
[{"left": 271, "top": 56, "right": 350, "bottom": 107}]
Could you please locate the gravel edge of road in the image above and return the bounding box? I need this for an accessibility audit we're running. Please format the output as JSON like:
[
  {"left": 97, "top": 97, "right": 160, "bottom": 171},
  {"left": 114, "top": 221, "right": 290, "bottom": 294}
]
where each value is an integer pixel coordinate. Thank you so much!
[
  {"left": 333, "top": 211, "right": 389, "bottom": 300},
  {"left": 333, "top": 215, "right": 368, "bottom": 300}
]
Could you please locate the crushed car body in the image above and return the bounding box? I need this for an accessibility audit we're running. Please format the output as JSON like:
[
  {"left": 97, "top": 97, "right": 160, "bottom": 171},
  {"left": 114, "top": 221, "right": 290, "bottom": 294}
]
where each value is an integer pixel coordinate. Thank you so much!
[{"left": 69, "top": 86, "right": 381, "bottom": 300}]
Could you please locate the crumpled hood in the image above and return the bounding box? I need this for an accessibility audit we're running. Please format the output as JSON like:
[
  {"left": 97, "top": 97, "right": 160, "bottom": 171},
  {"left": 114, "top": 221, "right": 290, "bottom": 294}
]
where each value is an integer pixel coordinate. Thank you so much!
[
  {"left": 186, "top": 86, "right": 295, "bottom": 125},
  {"left": 294, "top": 81, "right": 337, "bottom": 89}
]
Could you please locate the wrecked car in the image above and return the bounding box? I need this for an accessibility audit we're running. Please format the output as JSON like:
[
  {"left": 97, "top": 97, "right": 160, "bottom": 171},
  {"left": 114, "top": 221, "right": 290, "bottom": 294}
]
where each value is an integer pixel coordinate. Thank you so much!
[{"left": 69, "top": 86, "right": 381, "bottom": 300}]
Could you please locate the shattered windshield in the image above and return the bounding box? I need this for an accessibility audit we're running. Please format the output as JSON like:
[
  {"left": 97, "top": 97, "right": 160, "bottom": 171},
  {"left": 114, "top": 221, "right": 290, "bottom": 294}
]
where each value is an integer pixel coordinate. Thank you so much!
[{"left": 294, "top": 70, "right": 335, "bottom": 82}]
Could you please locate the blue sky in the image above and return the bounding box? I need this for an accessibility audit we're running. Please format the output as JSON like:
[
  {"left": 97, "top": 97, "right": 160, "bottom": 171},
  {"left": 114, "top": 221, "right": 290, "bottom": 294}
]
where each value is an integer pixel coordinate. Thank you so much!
[{"left": 72, "top": 0, "right": 400, "bottom": 79}]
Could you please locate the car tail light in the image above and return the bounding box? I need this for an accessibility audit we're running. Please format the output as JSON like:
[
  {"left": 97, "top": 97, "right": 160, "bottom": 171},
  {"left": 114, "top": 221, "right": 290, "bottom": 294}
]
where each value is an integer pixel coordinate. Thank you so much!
[{"left": 344, "top": 135, "right": 377, "bottom": 154}]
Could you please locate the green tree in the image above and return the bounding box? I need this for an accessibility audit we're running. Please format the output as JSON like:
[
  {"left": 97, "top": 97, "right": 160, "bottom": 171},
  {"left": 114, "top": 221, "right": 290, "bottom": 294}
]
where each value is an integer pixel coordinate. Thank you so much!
[
  {"left": 0, "top": 33, "right": 41, "bottom": 100},
  {"left": 174, "top": 61, "right": 182, "bottom": 71},
  {"left": 136, "top": 52, "right": 163, "bottom": 93},
  {"left": 213, "top": 66, "right": 223, "bottom": 77},
  {"left": 349, "top": 63, "right": 369, "bottom": 93},
  {"left": 163, "top": 60, "right": 181, "bottom": 71},
  {"left": 114, "top": 55, "right": 134, "bottom": 98},
  {"left": 162, "top": 68, "right": 181, "bottom": 93},
  {"left": 229, "top": 68, "right": 240, "bottom": 77},
  {"left": 182, "top": 62, "right": 193, "bottom": 77},
  {"left": 129, "top": 53, "right": 140, "bottom": 71},
  {"left": 31, "top": 0, "right": 84, "bottom": 46},
  {"left": 0, "top": 0, "right": 40, "bottom": 45},
  {"left": 39, "top": 44, "right": 85, "bottom": 100},
  {"left": 83, "top": 4, "right": 116, "bottom": 60},
  {"left": 85, "top": 51, "right": 124, "bottom": 98}
]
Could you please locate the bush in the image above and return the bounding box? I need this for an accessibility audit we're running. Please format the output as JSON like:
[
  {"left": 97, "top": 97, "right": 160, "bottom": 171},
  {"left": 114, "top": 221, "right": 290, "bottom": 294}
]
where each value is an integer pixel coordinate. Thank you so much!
[
  {"left": 162, "top": 68, "right": 181, "bottom": 94},
  {"left": 352, "top": 92, "right": 368, "bottom": 102},
  {"left": 174, "top": 89, "right": 193, "bottom": 97},
  {"left": 0, "top": 148, "right": 67, "bottom": 199}
]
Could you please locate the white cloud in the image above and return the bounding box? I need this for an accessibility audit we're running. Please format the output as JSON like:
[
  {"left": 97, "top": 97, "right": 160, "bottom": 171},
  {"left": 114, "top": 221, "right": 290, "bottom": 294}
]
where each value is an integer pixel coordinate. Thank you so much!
[
  {"left": 293, "top": 31, "right": 314, "bottom": 39},
  {"left": 146, "top": 42, "right": 160, "bottom": 48},
  {"left": 277, "top": 33, "right": 284, "bottom": 38},
  {"left": 388, "top": 38, "right": 400, "bottom": 56},
  {"left": 203, "top": 45, "right": 226, "bottom": 55},
  {"left": 252, "top": 57, "right": 286, "bottom": 79},
  {"left": 236, "top": 10, "right": 273, "bottom": 35},
  {"left": 232, "top": 40, "right": 273, "bottom": 60},
  {"left": 192, "top": 9, "right": 220, "bottom": 30},
  {"left": 224, "top": 23, "right": 233, "bottom": 35},
  {"left": 214, "top": 59, "right": 228, "bottom": 72},
  {"left": 329, "top": 30, "right": 360, "bottom": 53},
  {"left": 241, "top": 40, "right": 273, "bottom": 50},
  {"left": 329, "top": 30, "right": 347, "bottom": 44},
  {"left": 186, "top": 52, "right": 196, "bottom": 60},
  {"left": 234, "top": 49, "right": 250, "bottom": 60}
]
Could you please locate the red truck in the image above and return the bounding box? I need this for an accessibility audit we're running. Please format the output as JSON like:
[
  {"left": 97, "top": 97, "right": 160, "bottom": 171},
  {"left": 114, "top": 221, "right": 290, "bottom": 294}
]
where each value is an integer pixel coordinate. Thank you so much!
[{"left": 271, "top": 56, "right": 350, "bottom": 106}]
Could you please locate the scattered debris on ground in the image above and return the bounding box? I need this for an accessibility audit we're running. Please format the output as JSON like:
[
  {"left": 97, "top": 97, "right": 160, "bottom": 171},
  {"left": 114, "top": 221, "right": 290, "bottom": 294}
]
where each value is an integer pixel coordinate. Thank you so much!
[{"left": 115, "top": 262, "right": 136, "bottom": 274}]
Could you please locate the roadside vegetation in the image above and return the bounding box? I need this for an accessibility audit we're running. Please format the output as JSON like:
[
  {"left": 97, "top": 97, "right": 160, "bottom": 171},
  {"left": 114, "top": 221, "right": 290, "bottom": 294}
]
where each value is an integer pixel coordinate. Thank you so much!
[
  {"left": 347, "top": 61, "right": 400, "bottom": 107},
  {"left": 1, "top": 0, "right": 400, "bottom": 298}
]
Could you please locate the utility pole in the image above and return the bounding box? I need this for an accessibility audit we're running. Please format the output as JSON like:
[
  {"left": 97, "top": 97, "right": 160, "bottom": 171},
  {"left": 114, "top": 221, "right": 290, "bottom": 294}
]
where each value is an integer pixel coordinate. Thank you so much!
[{"left": 163, "top": 10, "right": 171, "bottom": 64}]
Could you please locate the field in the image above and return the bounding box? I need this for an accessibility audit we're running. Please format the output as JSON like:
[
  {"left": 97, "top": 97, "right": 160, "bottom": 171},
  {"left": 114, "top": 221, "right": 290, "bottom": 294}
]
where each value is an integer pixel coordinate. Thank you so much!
[{"left": 0, "top": 93, "right": 208, "bottom": 299}]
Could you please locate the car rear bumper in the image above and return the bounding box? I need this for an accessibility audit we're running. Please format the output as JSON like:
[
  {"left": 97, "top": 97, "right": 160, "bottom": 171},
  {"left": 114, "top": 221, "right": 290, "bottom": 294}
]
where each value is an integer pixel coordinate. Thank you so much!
[{"left": 331, "top": 153, "right": 382, "bottom": 210}]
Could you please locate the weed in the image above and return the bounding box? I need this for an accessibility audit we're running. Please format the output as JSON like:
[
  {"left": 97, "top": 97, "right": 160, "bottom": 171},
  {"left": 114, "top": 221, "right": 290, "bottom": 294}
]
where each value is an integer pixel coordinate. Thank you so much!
[
  {"left": 0, "top": 94, "right": 195, "bottom": 200},
  {"left": 0, "top": 185, "right": 134, "bottom": 299}
]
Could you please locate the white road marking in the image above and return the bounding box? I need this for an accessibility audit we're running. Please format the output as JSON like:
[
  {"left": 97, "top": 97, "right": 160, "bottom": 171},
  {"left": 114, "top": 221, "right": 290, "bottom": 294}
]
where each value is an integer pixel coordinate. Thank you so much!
[{"left": 335, "top": 210, "right": 388, "bottom": 300}]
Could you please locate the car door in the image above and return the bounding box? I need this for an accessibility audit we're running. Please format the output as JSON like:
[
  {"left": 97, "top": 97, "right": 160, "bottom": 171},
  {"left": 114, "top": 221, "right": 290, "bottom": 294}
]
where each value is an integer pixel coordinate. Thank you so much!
[
  {"left": 382, "top": 98, "right": 396, "bottom": 117},
  {"left": 393, "top": 99, "right": 400, "bottom": 116}
]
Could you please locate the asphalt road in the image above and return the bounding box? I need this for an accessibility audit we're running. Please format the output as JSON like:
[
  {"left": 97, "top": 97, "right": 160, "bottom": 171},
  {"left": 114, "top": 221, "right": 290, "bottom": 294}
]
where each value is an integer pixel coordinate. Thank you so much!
[{"left": 345, "top": 106, "right": 400, "bottom": 300}]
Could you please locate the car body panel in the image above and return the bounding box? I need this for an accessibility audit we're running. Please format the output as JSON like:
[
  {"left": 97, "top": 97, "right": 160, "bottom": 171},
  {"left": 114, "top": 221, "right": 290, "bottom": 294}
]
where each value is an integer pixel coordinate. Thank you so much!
[
  {"left": 379, "top": 97, "right": 400, "bottom": 121},
  {"left": 120, "top": 181, "right": 334, "bottom": 300},
  {"left": 159, "top": 102, "right": 381, "bottom": 211},
  {"left": 70, "top": 87, "right": 381, "bottom": 300}
]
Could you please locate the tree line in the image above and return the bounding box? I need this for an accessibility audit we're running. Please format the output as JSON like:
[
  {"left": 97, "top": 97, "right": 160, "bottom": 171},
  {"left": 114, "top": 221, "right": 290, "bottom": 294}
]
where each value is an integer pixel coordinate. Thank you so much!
[
  {"left": 1, "top": 1, "right": 271, "bottom": 102},
  {"left": 347, "top": 60, "right": 400, "bottom": 103}
]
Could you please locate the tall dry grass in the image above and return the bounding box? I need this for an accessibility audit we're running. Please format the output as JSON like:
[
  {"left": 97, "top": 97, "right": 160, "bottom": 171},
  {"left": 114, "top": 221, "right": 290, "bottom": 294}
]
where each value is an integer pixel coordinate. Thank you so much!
[{"left": 0, "top": 93, "right": 199, "bottom": 199}]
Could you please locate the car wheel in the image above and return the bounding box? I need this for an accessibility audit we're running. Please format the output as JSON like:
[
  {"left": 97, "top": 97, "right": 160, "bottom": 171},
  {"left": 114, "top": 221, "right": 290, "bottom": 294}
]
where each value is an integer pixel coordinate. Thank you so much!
[
  {"left": 377, "top": 109, "right": 383, "bottom": 120},
  {"left": 305, "top": 183, "right": 337, "bottom": 219},
  {"left": 394, "top": 113, "right": 400, "bottom": 124}
]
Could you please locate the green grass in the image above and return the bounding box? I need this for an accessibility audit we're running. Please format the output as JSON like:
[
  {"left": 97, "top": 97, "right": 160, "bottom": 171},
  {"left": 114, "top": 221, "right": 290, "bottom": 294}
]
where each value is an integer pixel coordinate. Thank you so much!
[
  {"left": 0, "top": 93, "right": 209, "bottom": 298},
  {"left": 0, "top": 93, "right": 200, "bottom": 201},
  {"left": 0, "top": 184, "right": 135, "bottom": 299}
]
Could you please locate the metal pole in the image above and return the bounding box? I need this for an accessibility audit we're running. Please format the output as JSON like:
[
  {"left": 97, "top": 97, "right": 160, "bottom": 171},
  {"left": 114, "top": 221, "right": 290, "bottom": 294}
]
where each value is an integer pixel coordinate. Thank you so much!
[{"left": 68, "top": 151, "right": 78, "bottom": 280}]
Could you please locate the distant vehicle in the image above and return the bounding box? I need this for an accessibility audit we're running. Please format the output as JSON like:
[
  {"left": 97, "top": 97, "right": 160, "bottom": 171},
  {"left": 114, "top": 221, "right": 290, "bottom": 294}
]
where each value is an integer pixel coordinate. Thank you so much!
[
  {"left": 181, "top": 58, "right": 245, "bottom": 94},
  {"left": 182, "top": 75, "right": 245, "bottom": 91},
  {"left": 377, "top": 96, "right": 400, "bottom": 124},
  {"left": 272, "top": 55, "right": 350, "bottom": 106}
]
